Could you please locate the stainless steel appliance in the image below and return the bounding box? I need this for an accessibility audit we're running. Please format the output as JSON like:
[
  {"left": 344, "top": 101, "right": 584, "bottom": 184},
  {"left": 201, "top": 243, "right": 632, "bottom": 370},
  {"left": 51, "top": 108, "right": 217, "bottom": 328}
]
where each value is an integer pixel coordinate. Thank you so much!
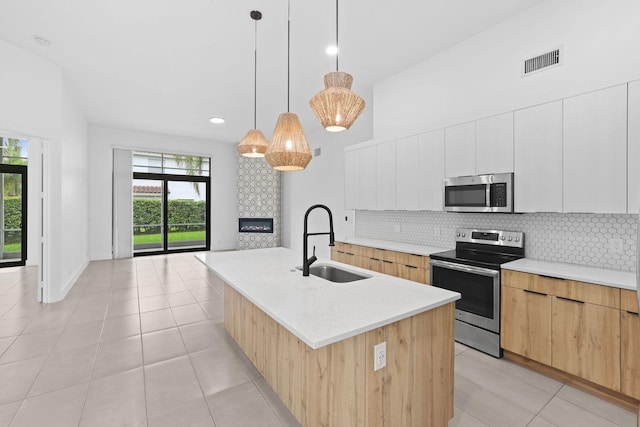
[
  {"left": 430, "top": 229, "right": 524, "bottom": 357},
  {"left": 443, "top": 172, "right": 514, "bottom": 213}
]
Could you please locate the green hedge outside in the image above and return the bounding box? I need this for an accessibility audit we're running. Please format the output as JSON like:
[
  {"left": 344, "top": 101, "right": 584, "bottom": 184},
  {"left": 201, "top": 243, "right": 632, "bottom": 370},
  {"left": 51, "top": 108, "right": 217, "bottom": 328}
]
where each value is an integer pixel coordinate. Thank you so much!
[
  {"left": 134, "top": 198, "right": 206, "bottom": 235},
  {"left": 2, "top": 197, "right": 22, "bottom": 244}
]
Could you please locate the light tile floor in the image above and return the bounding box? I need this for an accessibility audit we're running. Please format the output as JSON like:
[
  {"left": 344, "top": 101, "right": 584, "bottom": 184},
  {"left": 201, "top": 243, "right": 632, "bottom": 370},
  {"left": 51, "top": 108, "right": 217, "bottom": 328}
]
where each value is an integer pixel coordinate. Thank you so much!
[{"left": 0, "top": 253, "right": 637, "bottom": 426}]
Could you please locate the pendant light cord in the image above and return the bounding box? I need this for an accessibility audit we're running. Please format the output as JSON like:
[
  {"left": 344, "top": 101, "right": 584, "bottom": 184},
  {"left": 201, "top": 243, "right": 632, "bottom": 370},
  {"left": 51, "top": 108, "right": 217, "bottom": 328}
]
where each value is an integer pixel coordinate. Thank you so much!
[
  {"left": 253, "top": 17, "right": 258, "bottom": 129},
  {"left": 335, "top": 0, "right": 339, "bottom": 71},
  {"left": 287, "top": 0, "right": 291, "bottom": 112}
]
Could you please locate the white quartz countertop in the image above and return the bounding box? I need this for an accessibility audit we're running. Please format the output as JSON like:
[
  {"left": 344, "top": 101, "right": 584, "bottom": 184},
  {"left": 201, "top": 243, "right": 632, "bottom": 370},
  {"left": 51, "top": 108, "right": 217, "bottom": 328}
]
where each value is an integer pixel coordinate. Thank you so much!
[
  {"left": 338, "top": 237, "right": 448, "bottom": 256},
  {"left": 503, "top": 258, "right": 636, "bottom": 291},
  {"left": 196, "top": 248, "right": 460, "bottom": 349}
]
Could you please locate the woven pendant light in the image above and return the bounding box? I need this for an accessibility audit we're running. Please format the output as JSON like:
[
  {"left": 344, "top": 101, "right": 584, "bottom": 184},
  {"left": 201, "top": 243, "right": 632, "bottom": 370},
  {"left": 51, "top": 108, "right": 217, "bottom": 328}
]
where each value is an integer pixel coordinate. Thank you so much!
[
  {"left": 237, "top": 11, "right": 269, "bottom": 157},
  {"left": 309, "top": 0, "right": 365, "bottom": 132},
  {"left": 265, "top": 0, "right": 312, "bottom": 171}
]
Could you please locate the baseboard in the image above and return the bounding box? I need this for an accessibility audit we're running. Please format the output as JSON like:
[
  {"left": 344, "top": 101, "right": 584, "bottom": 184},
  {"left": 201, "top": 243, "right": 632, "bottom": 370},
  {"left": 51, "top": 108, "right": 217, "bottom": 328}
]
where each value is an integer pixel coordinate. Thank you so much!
[
  {"left": 49, "top": 258, "right": 90, "bottom": 303},
  {"left": 90, "top": 252, "right": 114, "bottom": 261},
  {"left": 503, "top": 351, "right": 640, "bottom": 412}
]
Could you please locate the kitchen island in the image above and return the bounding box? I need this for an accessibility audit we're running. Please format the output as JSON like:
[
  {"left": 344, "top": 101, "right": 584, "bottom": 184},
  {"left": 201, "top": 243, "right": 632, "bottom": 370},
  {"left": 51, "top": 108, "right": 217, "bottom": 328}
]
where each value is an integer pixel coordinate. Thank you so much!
[{"left": 197, "top": 248, "right": 460, "bottom": 427}]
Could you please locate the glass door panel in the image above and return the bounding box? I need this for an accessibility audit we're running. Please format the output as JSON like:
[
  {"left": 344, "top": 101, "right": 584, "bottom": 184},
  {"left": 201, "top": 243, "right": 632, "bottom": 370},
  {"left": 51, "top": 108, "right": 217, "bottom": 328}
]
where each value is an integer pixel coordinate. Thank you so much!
[
  {"left": 133, "top": 179, "right": 165, "bottom": 254},
  {"left": 167, "top": 181, "right": 206, "bottom": 250},
  {"left": 0, "top": 166, "right": 27, "bottom": 267}
]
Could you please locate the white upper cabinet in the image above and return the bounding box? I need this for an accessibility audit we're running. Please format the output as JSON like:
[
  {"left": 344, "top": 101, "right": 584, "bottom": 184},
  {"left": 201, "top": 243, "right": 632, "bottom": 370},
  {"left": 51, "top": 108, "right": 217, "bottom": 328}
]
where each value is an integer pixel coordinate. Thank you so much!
[
  {"left": 376, "top": 141, "right": 397, "bottom": 210},
  {"left": 358, "top": 145, "right": 378, "bottom": 210},
  {"left": 475, "top": 112, "right": 514, "bottom": 175},
  {"left": 444, "top": 122, "right": 475, "bottom": 178},
  {"left": 344, "top": 149, "right": 359, "bottom": 210},
  {"left": 563, "top": 84, "right": 628, "bottom": 213},
  {"left": 395, "top": 135, "right": 419, "bottom": 210},
  {"left": 628, "top": 80, "right": 640, "bottom": 214},
  {"left": 514, "top": 101, "right": 563, "bottom": 212},
  {"left": 417, "top": 129, "right": 445, "bottom": 211}
]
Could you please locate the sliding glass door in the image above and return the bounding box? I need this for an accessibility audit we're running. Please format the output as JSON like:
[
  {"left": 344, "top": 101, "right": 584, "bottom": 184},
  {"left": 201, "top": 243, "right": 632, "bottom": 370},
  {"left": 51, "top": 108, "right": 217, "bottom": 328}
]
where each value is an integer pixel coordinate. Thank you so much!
[
  {"left": 133, "top": 174, "right": 209, "bottom": 255},
  {"left": 0, "top": 164, "right": 27, "bottom": 267}
]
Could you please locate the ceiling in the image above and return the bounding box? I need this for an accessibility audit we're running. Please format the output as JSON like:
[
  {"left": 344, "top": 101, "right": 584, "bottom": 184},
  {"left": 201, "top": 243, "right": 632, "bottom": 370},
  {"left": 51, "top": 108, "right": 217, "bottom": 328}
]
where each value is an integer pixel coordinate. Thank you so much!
[{"left": 0, "top": 0, "right": 543, "bottom": 143}]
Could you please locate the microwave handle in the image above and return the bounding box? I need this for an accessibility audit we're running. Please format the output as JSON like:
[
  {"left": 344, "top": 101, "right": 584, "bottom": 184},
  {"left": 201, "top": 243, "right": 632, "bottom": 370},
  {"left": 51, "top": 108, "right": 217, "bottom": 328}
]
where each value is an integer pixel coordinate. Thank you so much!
[
  {"left": 430, "top": 259, "right": 500, "bottom": 278},
  {"left": 486, "top": 184, "right": 491, "bottom": 207}
]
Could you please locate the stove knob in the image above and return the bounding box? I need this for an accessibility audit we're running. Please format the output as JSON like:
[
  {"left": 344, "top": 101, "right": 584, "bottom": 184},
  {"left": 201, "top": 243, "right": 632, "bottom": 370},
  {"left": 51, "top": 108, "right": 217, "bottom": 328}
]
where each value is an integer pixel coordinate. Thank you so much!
[
  {"left": 501, "top": 236, "right": 506, "bottom": 241},
  {"left": 456, "top": 232, "right": 460, "bottom": 237},
  {"left": 508, "top": 236, "right": 513, "bottom": 241},
  {"left": 515, "top": 237, "right": 520, "bottom": 242},
  {"left": 461, "top": 232, "right": 466, "bottom": 237}
]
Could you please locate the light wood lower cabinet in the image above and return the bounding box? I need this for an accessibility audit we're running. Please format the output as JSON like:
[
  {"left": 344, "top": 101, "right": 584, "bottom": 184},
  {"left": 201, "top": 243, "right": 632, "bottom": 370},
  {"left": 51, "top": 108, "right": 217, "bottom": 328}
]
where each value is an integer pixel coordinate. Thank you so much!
[
  {"left": 332, "top": 242, "right": 431, "bottom": 285},
  {"left": 501, "top": 286, "right": 551, "bottom": 365},
  {"left": 224, "top": 283, "right": 455, "bottom": 426},
  {"left": 551, "top": 297, "right": 620, "bottom": 391},
  {"left": 621, "top": 289, "right": 640, "bottom": 400},
  {"left": 501, "top": 270, "right": 638, "bottom": 401}
]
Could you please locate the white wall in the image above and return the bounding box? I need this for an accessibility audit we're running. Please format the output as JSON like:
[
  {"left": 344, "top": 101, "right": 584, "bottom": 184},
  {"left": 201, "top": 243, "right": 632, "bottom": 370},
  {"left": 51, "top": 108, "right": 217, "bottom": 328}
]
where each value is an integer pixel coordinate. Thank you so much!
[
  {"left": 0, "top": 39, "right": 91, "bottom": 302},
  {"left": 373, "top": 0, "right": 640, "bottom": 139},
  {"left": 88, "top": 125, "right": 237, "bottom": 260},
  {"left": 281, "top": 107, "right": 373, "bottom": 259}
]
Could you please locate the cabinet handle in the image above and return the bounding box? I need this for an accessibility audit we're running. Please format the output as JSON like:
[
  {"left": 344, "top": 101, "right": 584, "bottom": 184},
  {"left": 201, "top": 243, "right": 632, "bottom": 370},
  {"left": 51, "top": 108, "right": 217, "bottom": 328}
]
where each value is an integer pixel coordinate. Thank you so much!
[
  {"left": 556, "top": 296, "right": 584, "bottom": 304},
  {"left": 523, "top": 289, "right": 547, "bottom": 297},
  {"left": 382, "top": 260, "right": 393, "bottom": 264},
  {"left": 405, "top": 264, "right": 418, "bottom": 269},
  {"left": 345, "top": 252, "right": 355, "bottom": 256},
  {"left": 370, "top": 257, "right": 380, "bottom": 261},
  {"left": 539, "top": 274, "right": 565, "bottom": 281},
  {"left": 627, "top": 311, "right": 639, "bottom": 316}
]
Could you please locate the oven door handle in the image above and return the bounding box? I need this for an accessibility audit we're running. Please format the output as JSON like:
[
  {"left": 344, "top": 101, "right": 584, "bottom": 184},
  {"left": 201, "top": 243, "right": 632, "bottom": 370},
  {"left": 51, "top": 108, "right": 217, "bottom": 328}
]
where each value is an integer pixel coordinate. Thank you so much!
[{"left": 430, "top": 259, "right": 500, "bottom": 277}]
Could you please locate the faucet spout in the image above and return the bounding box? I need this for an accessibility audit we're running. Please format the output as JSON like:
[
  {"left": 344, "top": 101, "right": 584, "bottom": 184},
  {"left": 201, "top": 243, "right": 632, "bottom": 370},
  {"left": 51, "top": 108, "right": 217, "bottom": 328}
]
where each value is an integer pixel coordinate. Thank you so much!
[{"left": 302, "top": 204, "right": 335, "bottom": 277}]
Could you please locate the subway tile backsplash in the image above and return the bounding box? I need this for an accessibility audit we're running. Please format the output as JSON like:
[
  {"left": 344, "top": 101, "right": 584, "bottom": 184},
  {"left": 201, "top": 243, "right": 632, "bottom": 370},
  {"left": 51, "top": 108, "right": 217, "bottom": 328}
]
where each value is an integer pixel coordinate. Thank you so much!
[{"left": 355, "top": 211, "right": 638, "bottom": 272}]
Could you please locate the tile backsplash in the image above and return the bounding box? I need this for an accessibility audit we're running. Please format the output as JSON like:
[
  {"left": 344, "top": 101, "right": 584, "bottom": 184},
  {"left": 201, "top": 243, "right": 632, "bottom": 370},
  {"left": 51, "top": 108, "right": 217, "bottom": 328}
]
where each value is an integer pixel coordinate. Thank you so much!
[{"left": 355, "top": 211, "right": 638, "bottom": 272}]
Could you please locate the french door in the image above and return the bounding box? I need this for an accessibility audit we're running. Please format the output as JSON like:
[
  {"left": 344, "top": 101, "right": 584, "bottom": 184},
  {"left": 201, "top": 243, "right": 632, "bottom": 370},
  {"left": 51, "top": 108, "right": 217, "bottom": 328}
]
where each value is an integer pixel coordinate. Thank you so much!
[
  {"left": 132, "top": 172, "right": 210, "bottom": 256},
  {"left": 0, "top": 164, "right": 27, "bottom": 267}
]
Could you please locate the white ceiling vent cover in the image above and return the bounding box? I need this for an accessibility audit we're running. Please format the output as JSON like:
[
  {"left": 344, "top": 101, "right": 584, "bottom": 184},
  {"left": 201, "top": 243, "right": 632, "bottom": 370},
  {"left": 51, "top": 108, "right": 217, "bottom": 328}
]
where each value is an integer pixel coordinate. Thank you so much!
[{"left": 522, "top": 46, "right": 563, "bottom": 77}]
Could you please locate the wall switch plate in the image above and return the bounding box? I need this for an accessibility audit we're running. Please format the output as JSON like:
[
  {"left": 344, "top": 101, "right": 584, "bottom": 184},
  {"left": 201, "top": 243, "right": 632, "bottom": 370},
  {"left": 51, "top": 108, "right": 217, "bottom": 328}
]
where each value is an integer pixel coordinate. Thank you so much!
[
  {"left": 609, "top": 238, "right": 624, "bottom": 253},
  {"left": 374, "top": 342, "right": 386, "bottom": 371}
]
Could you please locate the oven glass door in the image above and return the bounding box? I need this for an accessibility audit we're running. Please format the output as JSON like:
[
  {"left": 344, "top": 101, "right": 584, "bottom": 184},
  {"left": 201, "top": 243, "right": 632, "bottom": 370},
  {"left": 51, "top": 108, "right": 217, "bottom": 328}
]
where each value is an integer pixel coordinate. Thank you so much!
[
  {"left": 444, "top": 184, "right": 489, "bottom": 207},
  {"left": 430, "top": 260, "right": 500, "bottom": 333}
]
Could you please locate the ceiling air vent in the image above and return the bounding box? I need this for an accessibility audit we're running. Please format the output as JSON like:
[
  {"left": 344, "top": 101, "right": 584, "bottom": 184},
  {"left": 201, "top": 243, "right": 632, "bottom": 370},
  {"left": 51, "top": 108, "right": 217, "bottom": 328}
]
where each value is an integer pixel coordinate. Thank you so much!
[{"left": 522, "top": 46, "right": 562, "bottom": 77}]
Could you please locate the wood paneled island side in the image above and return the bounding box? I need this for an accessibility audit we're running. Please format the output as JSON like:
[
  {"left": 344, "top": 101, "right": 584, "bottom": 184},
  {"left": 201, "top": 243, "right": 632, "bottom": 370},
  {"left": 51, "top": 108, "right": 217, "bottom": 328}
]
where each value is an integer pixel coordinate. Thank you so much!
[{"left": 197, "top": 248, "right": 460, "bottom": 427}]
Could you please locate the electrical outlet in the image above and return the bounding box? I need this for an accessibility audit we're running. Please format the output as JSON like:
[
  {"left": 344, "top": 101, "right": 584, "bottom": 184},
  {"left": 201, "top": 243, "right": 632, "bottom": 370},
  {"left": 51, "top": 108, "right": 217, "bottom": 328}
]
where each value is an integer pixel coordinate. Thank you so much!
[
  {"left": 374, "top": 342, "right": 386, "bottom": 371},
  {"left": 609, "top": 238, "right": 624, "bottom": 253}
]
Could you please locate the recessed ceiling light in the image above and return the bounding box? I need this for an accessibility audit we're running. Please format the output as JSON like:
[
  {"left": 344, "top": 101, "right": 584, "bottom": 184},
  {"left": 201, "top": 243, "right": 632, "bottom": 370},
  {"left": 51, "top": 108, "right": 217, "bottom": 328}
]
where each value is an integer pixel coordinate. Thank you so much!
[
  {"left": 326, "top": 45, "right": 338, "bottom": 55},
  {"left": 209, "top": 117, "right": 225, "bottom": 124},
  {"left": 33, "top": 36, "right": 51, "bottom": 46}
]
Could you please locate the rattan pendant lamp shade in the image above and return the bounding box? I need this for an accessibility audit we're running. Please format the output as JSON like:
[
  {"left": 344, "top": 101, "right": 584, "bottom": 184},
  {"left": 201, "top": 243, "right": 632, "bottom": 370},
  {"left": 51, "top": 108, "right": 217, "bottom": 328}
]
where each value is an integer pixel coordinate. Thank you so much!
[
  {"left": 237, "top": 11, "right": 269, "bottom": 158},
  {"left": 309, "top": 0, "right": 365, "bottom": 132},
  {"left": 264, "top": 0, "right": 312, "bottom": 171}
]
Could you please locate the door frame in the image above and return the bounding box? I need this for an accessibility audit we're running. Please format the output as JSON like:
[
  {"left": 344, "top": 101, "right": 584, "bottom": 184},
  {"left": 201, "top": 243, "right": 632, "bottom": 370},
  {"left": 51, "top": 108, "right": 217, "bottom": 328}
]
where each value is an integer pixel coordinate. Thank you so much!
[
  {"left": 0, "top": 163, "right": 27, "bottom": 268},
  {"left": 133, "top": 171, "right": 211, "bottom": 256}
]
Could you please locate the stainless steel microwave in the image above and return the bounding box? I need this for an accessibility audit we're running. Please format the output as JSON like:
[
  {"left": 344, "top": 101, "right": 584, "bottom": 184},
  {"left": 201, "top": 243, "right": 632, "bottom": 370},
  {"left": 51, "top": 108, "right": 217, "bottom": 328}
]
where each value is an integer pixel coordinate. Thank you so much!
[{"left": 443, "top": 173, "right": 514, "bottom": 213}]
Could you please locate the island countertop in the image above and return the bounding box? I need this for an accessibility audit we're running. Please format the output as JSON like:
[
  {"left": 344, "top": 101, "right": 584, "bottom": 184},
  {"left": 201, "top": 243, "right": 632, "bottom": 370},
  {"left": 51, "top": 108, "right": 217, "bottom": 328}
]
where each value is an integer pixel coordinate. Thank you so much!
[{"left": 196, "top": 247, "right": 460, "bottom": 349}]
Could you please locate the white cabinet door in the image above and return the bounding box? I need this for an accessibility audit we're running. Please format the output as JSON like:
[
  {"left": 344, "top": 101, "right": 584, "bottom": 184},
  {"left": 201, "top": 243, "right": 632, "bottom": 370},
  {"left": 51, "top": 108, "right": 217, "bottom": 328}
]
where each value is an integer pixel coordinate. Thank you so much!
[
  {"left": 563, "top": 84, "right": 627, "bottom": 213},
  {"left": 376, "top": 141, "right": 396, "bottom": 210},
  {"left": 396, "top": 135, "right": 419, "bottom": 210},
  {"left": 514, "top": 101, "right": 563, "bottom": 212},
  {"left": 358, "top": 145, "right": 377, "bottom": 210},
  {"left": 444, "top": 122, "right": 475, "bottom": 178},
  {"left": 476, "top": 112, "right": 514, "bottom": 175},
  {"left": 628, "top": 80, "right": 640, "bottom": 213},
  {"left": 344, "top": 149, "right": 359, "bottom": 210},
  {"left": 418, "top": 129, "right": 445, "bottom": 211}
]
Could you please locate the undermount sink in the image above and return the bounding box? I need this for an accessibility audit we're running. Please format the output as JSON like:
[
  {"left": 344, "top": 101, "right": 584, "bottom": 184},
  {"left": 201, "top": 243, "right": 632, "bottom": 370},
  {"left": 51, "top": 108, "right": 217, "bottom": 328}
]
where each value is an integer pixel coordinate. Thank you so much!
[{"left": 296, "top": 263, "right": 372, "bottom": 283}]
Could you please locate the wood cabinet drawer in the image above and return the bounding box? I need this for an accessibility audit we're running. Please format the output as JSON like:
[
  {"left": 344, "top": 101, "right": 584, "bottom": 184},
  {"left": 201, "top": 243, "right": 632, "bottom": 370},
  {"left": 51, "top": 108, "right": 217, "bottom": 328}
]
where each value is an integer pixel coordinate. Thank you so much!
[
  {"left": 621, "top": 310, "right": 640, "bottom": 399},
  {"left": 334, "top": 242, "right": 361, "bottom": 256},
  {"left": 395, "top": 252, "right": 429, "bottom": 269},
  {"left": 621, "top": 289, "right": 639, "bottom": 314},
  {"left": 397, "top": 265, "right": 428, "bottom": 285},
  {"left": 362, "top": 247, "right": 397, "bottom": 262},
  {"left": 502, "top": 270, "right": 619, "bottom": 309}
]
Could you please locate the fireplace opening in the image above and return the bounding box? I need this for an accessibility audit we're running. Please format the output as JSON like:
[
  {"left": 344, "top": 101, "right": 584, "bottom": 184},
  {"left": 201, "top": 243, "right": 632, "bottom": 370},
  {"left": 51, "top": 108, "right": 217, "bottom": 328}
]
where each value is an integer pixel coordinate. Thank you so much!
[{"left": 238, "top": 218, "right": 274, "bottom": 233}]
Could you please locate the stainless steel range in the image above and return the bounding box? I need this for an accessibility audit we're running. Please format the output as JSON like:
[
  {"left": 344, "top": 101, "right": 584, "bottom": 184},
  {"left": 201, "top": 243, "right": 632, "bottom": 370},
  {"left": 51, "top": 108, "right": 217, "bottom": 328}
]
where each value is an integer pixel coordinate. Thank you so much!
[{"left": 429, "top": 229, "right": 524, "bottom": 357}]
